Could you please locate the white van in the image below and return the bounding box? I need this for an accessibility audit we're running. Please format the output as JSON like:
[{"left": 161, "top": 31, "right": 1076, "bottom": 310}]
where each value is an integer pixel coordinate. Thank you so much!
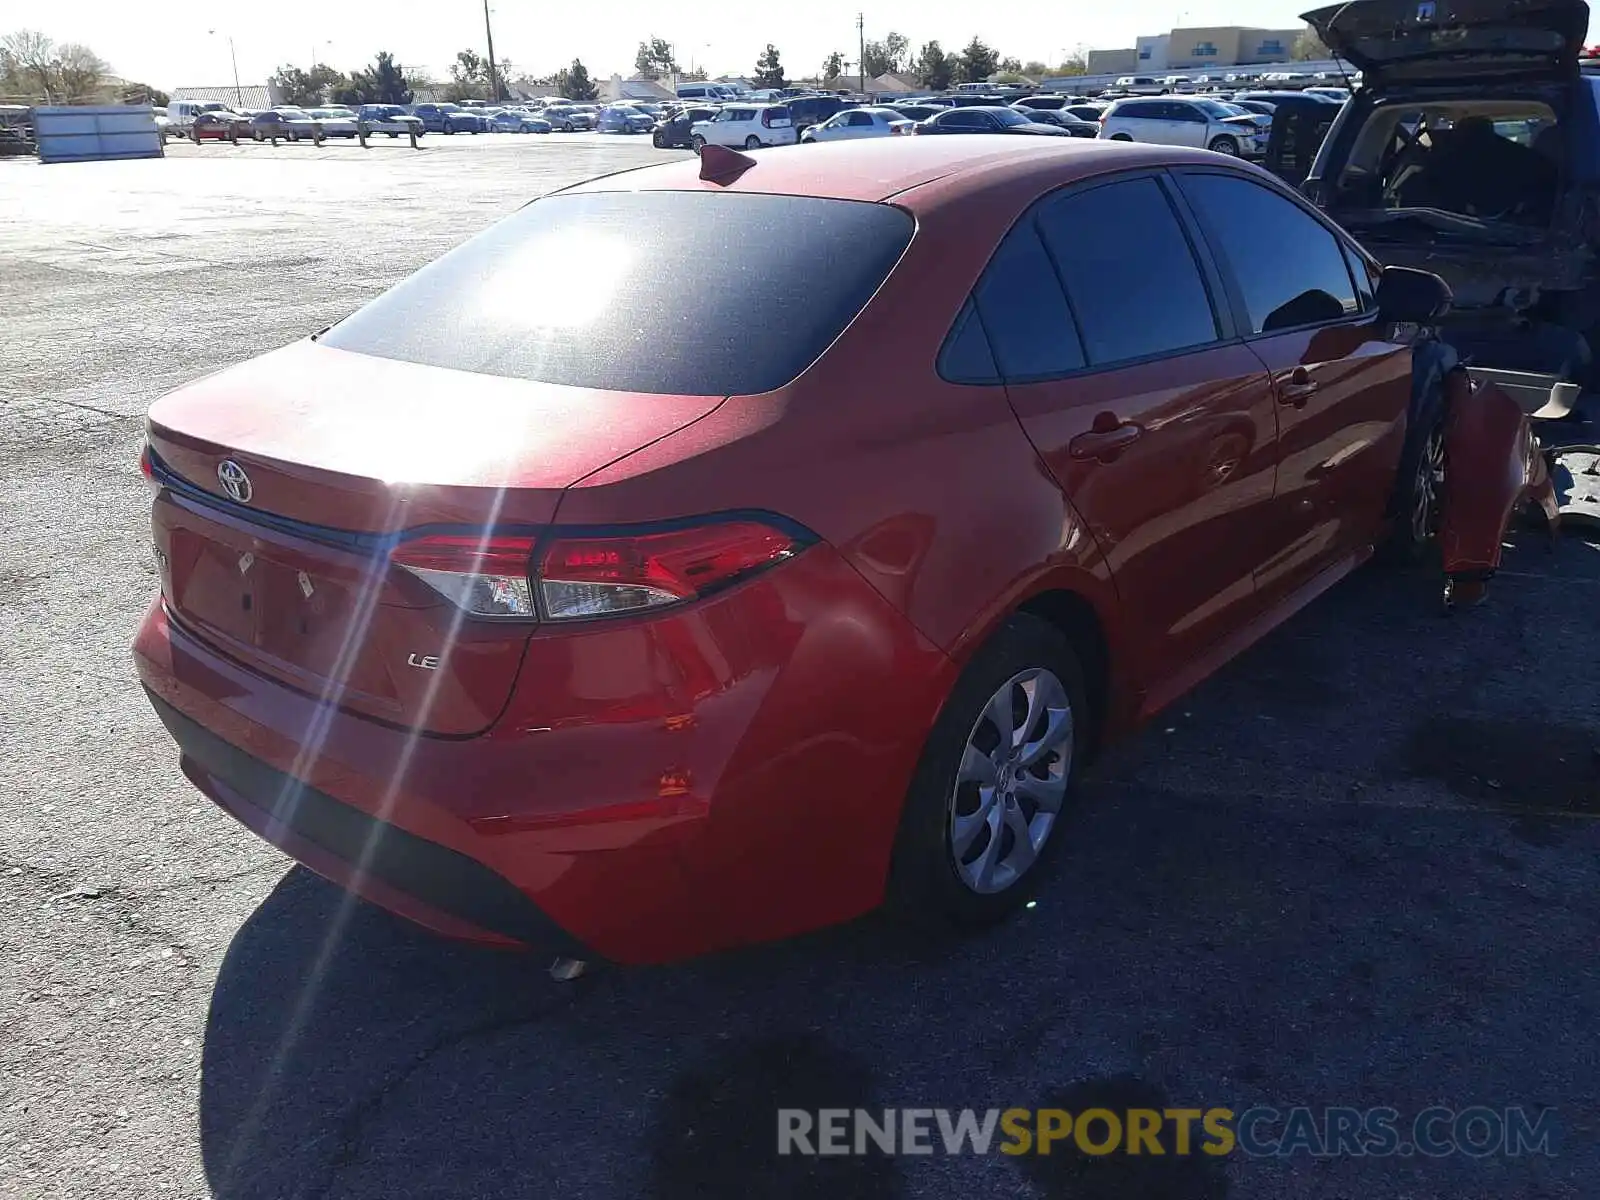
[
  {"left": 675, "top": 83, "right": 738, "bottom": 101},
  {"left": 166, "top": 100, "right": 230, "bottom": 135}
]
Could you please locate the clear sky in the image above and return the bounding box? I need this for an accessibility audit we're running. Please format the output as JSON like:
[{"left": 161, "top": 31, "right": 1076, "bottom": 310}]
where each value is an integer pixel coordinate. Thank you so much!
[{"left": 23, "top": 0, "right": 1317, "bottom": 90}]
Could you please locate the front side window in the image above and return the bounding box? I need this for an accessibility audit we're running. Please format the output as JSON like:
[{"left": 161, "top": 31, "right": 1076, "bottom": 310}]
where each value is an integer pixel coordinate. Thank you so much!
[
  {"left": 1178, "top": 172, "right": 1358, "bottom": 333},
  {"left": 1035, "top": 177, "right": 1219, "bottom": 366}
]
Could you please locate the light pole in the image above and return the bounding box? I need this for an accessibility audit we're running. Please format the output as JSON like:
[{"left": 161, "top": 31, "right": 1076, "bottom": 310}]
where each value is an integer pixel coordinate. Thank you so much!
[
  {"left": 208, "top": 30, "right": 242, "bottom": 107},
  {"left": 483, "top": 0, "right": 500, "bottom": 100},
  {"left": 857, "top": 12, "right": 865, "bottom": 94}
]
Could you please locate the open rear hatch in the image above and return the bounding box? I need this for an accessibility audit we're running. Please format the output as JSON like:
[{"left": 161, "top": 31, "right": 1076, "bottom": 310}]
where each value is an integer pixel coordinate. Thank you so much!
[
  {"left": 145, "top": 341, "right": 722, "bottom": 736},
  {"left": 1303, "top": 0, "right": 1589, "bottom": 83}
]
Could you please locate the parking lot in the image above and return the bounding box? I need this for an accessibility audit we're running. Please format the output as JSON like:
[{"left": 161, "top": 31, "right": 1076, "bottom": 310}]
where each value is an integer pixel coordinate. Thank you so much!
[{"left": 5, "top": 133, "right": 1600, "bottom": 1199}]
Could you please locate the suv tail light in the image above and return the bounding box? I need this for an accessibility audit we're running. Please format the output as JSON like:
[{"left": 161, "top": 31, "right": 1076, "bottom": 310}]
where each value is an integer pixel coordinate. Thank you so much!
[{"left": 389, "top": 518, "right": 808, "bottom": 623}]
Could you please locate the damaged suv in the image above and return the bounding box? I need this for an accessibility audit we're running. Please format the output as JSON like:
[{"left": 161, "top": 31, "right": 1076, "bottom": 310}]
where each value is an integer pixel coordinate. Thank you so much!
[{"left": 1303, "top": 0, "right": 1600, "bottom": 404}]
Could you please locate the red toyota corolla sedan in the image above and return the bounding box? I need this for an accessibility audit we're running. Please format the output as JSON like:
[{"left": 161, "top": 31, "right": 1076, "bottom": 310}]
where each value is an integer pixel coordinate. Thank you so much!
[{"left": 134, "top": 138, "right": 1552, "bottom": 964}]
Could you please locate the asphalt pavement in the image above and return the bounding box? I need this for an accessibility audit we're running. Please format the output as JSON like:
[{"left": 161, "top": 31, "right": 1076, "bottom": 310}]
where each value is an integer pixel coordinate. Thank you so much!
[{"left": 3, "top": 134, "right": 1600, "bottom": 1200}]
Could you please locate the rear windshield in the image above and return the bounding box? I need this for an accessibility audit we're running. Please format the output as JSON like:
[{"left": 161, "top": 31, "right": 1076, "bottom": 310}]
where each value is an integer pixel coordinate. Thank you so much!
[{"left": 321, "top": 191, "right": 914, "bottom": 396}]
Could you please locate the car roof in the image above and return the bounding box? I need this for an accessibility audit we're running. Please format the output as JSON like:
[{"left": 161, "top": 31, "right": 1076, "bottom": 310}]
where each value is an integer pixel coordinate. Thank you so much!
[{"left": 558, "top": 137, "right": 1244, "bottom": 207}]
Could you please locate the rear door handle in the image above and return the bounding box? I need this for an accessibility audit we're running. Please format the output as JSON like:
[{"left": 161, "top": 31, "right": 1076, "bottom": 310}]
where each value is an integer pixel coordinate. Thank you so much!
[
  {"left": 1069, "top": 422, "right": 1144, "bottom": 462},
  {"left": 1275, "top": 366, "right": 1320, "bottom": 408}
]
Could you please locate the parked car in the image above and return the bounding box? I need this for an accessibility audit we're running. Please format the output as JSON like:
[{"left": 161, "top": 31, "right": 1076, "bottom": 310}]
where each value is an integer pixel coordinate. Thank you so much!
[
  {"left": 133, "top": 137, "right": 1549, "bottom": 965},
  {"left": 914, "top": 106, "right": 1071, "bottom": 136},
  {"left": 889, "top": 103, "right": 944, "bottom": 123},
  {"left": 690, "top": 103, "right": 798, "bottom": 150},
  {"left": 1304, "top": 0, "right": 1600, "bottom": 389},
  {"left": 489, "top": 108, "right": 552, "bottom": 133},
  {"left": 598, "top": 105, "right": 656, "bottom": 134},
  {"left": 307, "top": 108, "right": 358, "bottom": 137},
  {"left": 166, "top": 99, "right": 231, "bottom": 138},
  {"left": 189, "top": 110, "right": 251, "bottom": 141},
  {"left": 1096, "top": 97, "right": 1268, "bottom": 158},
  {"left": 783, "top": 94, "right": 850, "bottom": 134},
  {"left": 357, "top": 105, "right": 424, "bottom": 137},
  {"left": 653, "top": 105, "right": 718, "bottom": 148},
  {"left": 1018, "top": 108, "right": 1100, "bottom": 137},
  {"left": 539, "top": 105, "right": 583, "bottom": 132},
  {"left": 413, "top": 103, "right": 485, "bottom": 134},
  {"left": 801, "top": 106, "right": 914, "bottom": 142},
  {"left": 1111, "top": 75, "right": 1167, "bottom": 96},
  {"left": 249, "top": 109, "right": 319, "bottom": 142},
  {"left": 1064, "top": 104, "right": 1107, "bottom": 122},
  {"left": 1013, "top": 94, "right": 1069, "bottom": 111}
]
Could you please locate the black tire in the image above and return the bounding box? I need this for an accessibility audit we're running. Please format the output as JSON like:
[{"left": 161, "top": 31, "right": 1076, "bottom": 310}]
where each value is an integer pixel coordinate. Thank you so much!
[
  {"left": 1110, "top": 132, "right": 1133, "bottom": 141},
  {"left": 1206, "top": 135, "right": 1239, "bottom": 156},
  {"left": 444, "top": 125, "right": 455, "bottom": 135},
  {"left": 387, "top": 131, "right": 398, "bottom": 138},
  {"left": 1380, "top": 380, "right": 1449, "bottom": 563},
  {"left": 652, "top": 131, "right": 665, "bottom": 147},
  {"left": 887, "top": 614, "right": 1088, "bottom": 929},
  {"left": 744, "top": 135, "right": 762, "bottom": 149},
  {"left": 691, "top": 135, "right": 707, "bottom": 152}
]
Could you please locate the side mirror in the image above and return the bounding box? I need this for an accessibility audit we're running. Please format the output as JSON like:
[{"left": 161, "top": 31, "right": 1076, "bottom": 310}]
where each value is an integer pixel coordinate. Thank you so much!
[{"left": 1375, "top": 265, "right": 1451, "bottom": 324}]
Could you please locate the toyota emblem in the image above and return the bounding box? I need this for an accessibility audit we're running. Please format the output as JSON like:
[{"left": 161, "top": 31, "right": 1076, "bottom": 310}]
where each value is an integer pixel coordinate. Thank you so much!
[{"left": 217, "top": 459, "right": 253, "bottom": 504}]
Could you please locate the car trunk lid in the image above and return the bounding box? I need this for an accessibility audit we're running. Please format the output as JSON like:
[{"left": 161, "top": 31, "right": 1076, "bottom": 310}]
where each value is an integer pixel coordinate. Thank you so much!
[
  {"left": 145, "top": 340, "right": 722, "bottom": 736},
  {"left": 1303, "top": 0, "right": 1589, "bottom": 83}
]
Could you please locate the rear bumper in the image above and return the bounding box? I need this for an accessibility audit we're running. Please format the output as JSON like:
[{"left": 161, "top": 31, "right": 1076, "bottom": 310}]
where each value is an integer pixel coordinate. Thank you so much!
[
  {"left": 134, "top": 544, "right": 953, "bottom": 964},
  {"left": 148, "top": 689, "right": 588, "bottom": 955}
]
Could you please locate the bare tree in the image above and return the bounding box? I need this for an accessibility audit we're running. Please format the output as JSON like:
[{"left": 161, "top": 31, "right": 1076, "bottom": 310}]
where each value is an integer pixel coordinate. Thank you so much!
[
  {"left": 2, "top": 29, "right": 57, "bottom": 101},
  {"left": 55, "top": 43, "right": 108, "bottom": 101}
]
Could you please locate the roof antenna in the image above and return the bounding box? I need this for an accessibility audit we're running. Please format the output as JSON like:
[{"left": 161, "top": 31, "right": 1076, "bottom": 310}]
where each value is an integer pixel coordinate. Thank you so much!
[{"left": 698, "top": 143, "right": 758, "bottom": 185}]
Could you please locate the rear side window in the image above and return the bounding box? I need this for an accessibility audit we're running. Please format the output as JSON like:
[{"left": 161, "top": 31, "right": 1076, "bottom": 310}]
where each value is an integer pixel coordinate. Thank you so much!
[
  {"left": 967, "top": 223, "right": 1085, "bottom": 379},
  {"left": 323, "top": 192, "right": 913, "bottom": 395},
  {"left": 1177, "top": 172, "right": 1357, "bottom": 332},
  {"left": 1035, "top": 177, "right": 1219, "bottom": 365}
]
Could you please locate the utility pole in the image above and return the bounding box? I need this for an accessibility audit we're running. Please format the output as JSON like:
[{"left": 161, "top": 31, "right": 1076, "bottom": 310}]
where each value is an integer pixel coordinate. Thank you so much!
[
  {"left": 483, "top": 0, "right": 500, "bottom": 100},
  {"left": 857, "top": 12, "right": 865, "bottom": 95}
]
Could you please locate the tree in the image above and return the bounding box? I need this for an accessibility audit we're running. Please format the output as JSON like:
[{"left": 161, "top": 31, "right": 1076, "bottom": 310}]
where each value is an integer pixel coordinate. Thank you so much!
[
  {"left": 1022, "top": 60, "right": 1048, "bottom": 77},
  {"left": 821, "top": 50, "right": 844, "bottom": 81},
  {"left": 120, "top": 82, "right": 169, "bottom": 105},
  {"left": 556, "top": 58, "right": 597, "bottom": 100},
  {"left": 1293, "top": 25, "right": 1329, "bottom": 60},
  {"left": 753, "top": 43, "right": 785, "bottom": 88},
  {"left": 913, "top": 40, "right": 952, "bottom": 90},
  {"left": 861, "top": 31, "right": 908, "bottom": 78},
  {"left": 448, "top": 47, "right": 488, "bottom": 100},
  {"left": 270, "top": 63, "right": 346, "bottom": 106},
  {"left": 2, "top": 29, "right": 57, "bottom": 101},
  {"left": 680, "top": 67, "right": 708, "bottom": 81},
  {"left": 958, "top": 37, "right": 999, "bottom": 85},
  {"left": 54, "top": 42, "right": 107, "bottom": 101},
  {"left": 1054, "top": 50, "right": 1089, "bottom": 76},
  {"left": 339, "top": 51, "right": 412, "bottom": 105},
  {"left": 999, "top": 56, "right": 1022, "bottom": 74},
  {"left": 634, "top": 37, "right": 677, "bottom": 80}
]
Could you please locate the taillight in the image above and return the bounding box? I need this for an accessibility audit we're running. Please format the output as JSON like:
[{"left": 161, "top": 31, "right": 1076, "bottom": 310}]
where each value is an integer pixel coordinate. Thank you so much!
[
  {"left": 388, "top": 518, "right": 807, "bottom": 622},
  {"left": 537, "top": 520, "right": 802, "bottom": 620},
  {"left": 391, "top": 533, "right": 538, "bottom": 619},
  {"left": 139, "top": 444, "right": 162, "bottom": 496}
]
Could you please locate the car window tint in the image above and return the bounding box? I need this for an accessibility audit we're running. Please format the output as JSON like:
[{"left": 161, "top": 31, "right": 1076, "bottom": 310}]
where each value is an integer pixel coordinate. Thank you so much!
[
  {"left": 1036, "top": 178, "right": 1218, "bottom": 366},
  {"left": 322, "top": 192, "right": 913, "bottom": 396},
  {"left": 1344, "top": 244, "right": 1379, "bottom": 311},
  {"left": 969, "top": 222, "right": 1085, "bottom": 379},
  {"left": 1179, "top": 172, "right": 1357, "bottom": 333},
  {"left": 938, "top": 298, "right": 1000, "bottom": 384}
]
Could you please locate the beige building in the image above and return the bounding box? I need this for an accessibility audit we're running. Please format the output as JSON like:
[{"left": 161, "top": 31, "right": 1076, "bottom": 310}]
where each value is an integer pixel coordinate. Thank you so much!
[
  {"left": 1086, "top": 48, "right": 1139, "bottom": 75},
  {"left": 1163, "top": 26, "right": 1302, "bottom": 69},
  {"left": 1091, "top": 25, "right": 1303, "bottom": 75}
]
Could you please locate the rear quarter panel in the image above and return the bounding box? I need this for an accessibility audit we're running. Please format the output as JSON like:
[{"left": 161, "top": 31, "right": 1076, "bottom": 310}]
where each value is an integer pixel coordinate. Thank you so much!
[{"left": 558, "top": 179, "right": 1134, "bottom": 714}]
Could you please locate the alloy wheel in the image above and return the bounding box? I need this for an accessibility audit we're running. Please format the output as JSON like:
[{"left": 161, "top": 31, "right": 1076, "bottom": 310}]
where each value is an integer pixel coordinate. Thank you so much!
[
  {"left": 1209, "top": 136, "right": 1238, "bottom": 156},
  {"left": 1411, "top": 422, "right": 1446, "bottom": 543},
  {"left": 948, "top": 668, "right": 1073, "bottom": 895}
]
